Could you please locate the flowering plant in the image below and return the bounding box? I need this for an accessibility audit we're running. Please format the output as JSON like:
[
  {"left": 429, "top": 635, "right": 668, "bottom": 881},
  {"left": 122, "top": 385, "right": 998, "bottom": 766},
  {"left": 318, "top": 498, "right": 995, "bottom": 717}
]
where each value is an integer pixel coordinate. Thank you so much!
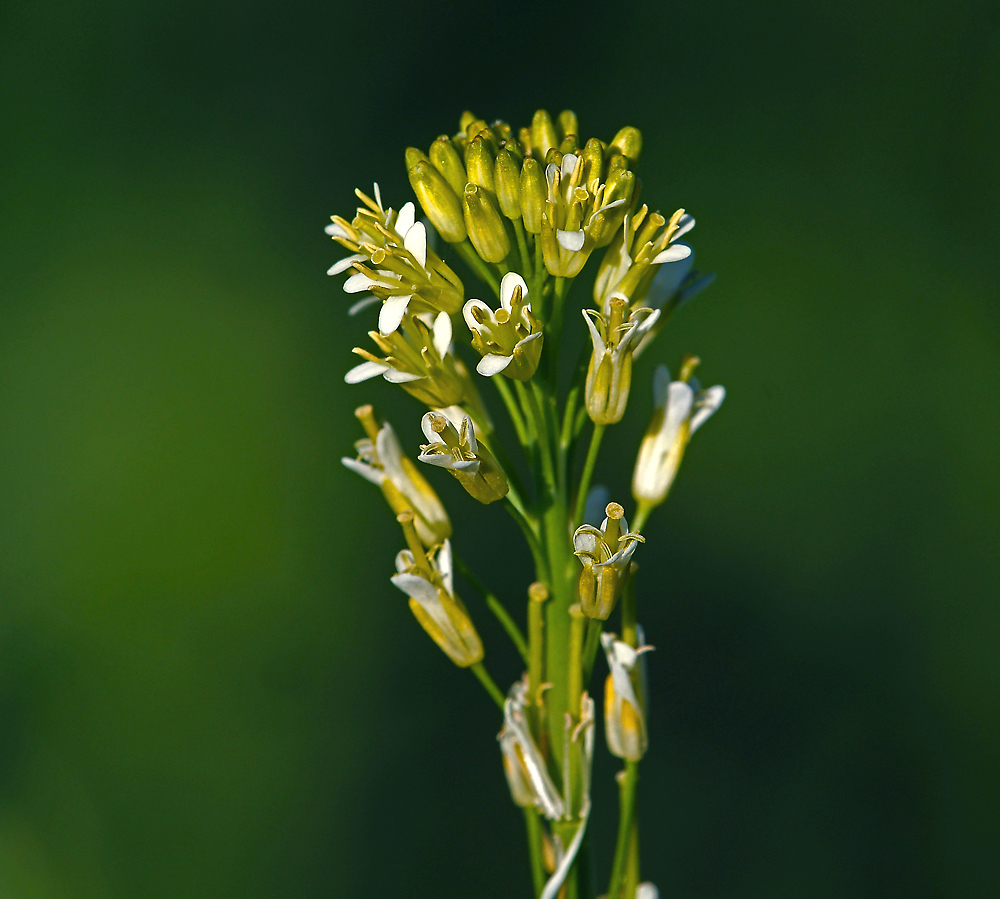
[{"left": 331, "top": 109, "right": 725, "bottom": 899}]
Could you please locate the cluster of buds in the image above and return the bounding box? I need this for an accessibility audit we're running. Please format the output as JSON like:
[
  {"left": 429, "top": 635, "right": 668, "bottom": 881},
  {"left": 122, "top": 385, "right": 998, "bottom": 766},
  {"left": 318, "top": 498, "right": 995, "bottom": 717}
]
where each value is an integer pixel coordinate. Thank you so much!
[
  {"left": 573, "top": 503, "right": 645, "bottom": 620},
  {"left": 327, "top": 185, "right": 464, "bottom": 334}
]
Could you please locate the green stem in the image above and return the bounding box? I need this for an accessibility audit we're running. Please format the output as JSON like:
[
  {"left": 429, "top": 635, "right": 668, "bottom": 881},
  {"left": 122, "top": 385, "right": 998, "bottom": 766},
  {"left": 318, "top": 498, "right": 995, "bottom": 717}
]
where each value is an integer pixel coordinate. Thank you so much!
[
  {"left": 513, "top": 218, "right": 533, "bottom": 277},
  {"left": 469, "top": 661, "right": 506, "bottom": 710},
  {"left": 571, "top": 424, "right": 605, "bottom": 528},
  {"left": 493, "top": 375, "right": 531, "bottom": 448},
  {"left": 607, "top": 760, "right": 640, "bottom": 899},
  {"left": 631, "top": 499, "right": 654, "bottom": 534},
  {"left": 453, "top": 239, "right": 501, "bottom": 295},
  {"left": 452, "top": 553, "right": 528, "bottom": 664},
  {"left": 524, "top": 808, "right": 546, "bottom": 898},
  {"left": 582, "top": 619, "right": 604, "bottom": 685},
  {"left": 546, "top": 276, "right": 570, "bottom": 391}
]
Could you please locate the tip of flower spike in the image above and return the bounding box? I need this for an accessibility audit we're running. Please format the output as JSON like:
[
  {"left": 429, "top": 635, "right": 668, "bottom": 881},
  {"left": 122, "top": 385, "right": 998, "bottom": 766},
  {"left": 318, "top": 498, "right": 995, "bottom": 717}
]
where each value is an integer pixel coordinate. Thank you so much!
[{"left": 605, "top": 502, "right": 625, "bottom": 520}]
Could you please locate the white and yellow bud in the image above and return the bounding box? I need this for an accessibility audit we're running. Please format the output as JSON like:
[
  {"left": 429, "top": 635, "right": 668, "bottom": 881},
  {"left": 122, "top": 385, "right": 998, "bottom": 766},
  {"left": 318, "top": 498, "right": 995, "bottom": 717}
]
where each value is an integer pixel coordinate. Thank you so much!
[
  {"left": 391, "top": 521, "right": 483, "bottom": 667},
  {"left": 573, "top": 503, "right": 644, "bottom": 620},
  {"left": 463, "top": 272, "right": 543, "bottom": 381},
  {"left": 341, "top": 405, "right": 451, "bottom": 546},
  {"left": 417, "top": 411, "right": 509, "bottom": 505},
  {"left": 582, "top": 299, "right": 660, "bottom": 425},
  {"left": 345, "top": 311, "right": 476, "bottom": 409},
  {"left": 632, "top": 361, "right": 726, "bottom": 509},
  {"left": 601, "top": 630, "right": 653, "bottom": 761}
]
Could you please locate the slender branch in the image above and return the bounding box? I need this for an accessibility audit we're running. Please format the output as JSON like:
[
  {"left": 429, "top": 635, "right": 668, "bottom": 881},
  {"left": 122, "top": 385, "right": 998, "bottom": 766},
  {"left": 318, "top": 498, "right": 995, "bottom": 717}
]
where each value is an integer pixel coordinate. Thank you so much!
[
  {"left": 453, "top": 239, "right": 501, "bottom": 295},
  {"left": 493, "top": 375, "right": 531, "bottom": 447},
  {"left": 524, "top": 808, "right": 546, "bottom": 898},
  {"left": 607, "top": 760, "right": 640, "bottom": 899},
  {"left": 452, "top": 552, "right": 528, "bottom": 664},
  {"left": 469, "top": 660, "right": 506, "bottom": 710},
  {"left": 571, "top": 424, "right": 605, "bottom": 528}
]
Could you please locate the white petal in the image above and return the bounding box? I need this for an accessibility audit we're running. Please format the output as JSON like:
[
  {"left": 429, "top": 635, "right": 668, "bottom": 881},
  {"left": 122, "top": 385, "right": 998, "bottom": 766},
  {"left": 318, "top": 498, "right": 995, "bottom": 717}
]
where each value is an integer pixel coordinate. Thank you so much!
[
  {"left": 344, "top": 360, "right": 388, "bottom": 384},
  {"left": 581, "top": 309, "right": 606, "bottom": 355},
  {"left": 651, "top": 365, "right": 672, "bottom": 408},
  {"left": 540, "top": 812, "right": 589, "bottom": 899},
  {"left": 373, "top": 182, "right": 384, "bottom": 213},
  {"left": 561, "top": 153, "right": 578, "bottom": 179},
  {"left": 343, "top": 271, "right": 376, "bottom": 294},
  {"left": 587, "top": 197, "right": 626, "bottom": 226},
  {"left": 347, "top": 295, "right": 380, "bottom": 316},
  {"left": 460, "top": 415, "right": 478, "bottom": 455},
  {"left": 635, "top": 885, "right": 659, "bottom": 899},
  {"left": 557, "top": 229, "right": 586, "bottom": 252},
  {"left": 438, "top": 539, "right": 454, "bottom": 595},
  {"left": 382, "top": 368, "right": 423, "bottom": 384},
  {"left": 651, "top": 243, "right": 693, "bottom": 265},
  {"left": 645, "top": 248, "right": 694, "bottom": 306},
  {"left": 390, "top": 572, "right": 439, "bottom": 605},
  {"left": 463, "top": 299, "right": 493, "bottom": 335},
  {"left": 340, "top": 456, "right": 385, "bottom": 486},
  {"left": 689, "top": 385, "right": 726, "bottom": 434},
  {"left": 661, "top": 381, "right": 695, "bottom": 443},
  {"left": 432, "top": 311, "right": 452, "bottom": 358},
  {"left": 476, "top": 353, "right": 513, "bottom": 376},
  {"left": 403, "top": 218, "right": 427, "bottom": 268},
  {"left": 499, "top": 271, "right": 529, "bottom": 311},
  {"left": 421, "top": 411, "right": 448, "bottom": 444},
  {"left": 515, "top": 331, "right": 542, "bottom": 350},
  {"left": 396, "top": 202, "right": 416, "bottom": 241},
  {"left": 378, "top": 294, "right": 411, "bottom": 335},
  {"left": 545, "top": 163, "right": 559, "bottom": 194},
  {"left": 327, "top": 253, "right": 366, "bottom": 276},
  {"left": 325, "top": 222, "right": 348, "bottom": 237},
  {"left": 672, "top": 213, "right": 695, "bottom": 241}
]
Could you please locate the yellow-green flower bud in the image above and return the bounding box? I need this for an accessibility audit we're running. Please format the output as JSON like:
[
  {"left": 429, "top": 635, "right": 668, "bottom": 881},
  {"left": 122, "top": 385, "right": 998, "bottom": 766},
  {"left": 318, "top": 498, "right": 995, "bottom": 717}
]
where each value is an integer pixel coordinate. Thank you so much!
[
  {"left": 531, "top": 109, "right": 559, "bottom": 161},
  {"left": 463, "top": 183, "right": 510, "bottom": 264},
  {"left": 519, "top": 158, "right": 546, "bottom": 234},
  {"left": 573, "top": 502, "right": 644, "bottom": 620},
  {"left": 406, "top": 151, "right": 467, "bottom": 244},
  {"left": 418, "top": 411, "right": 508, "bottom": 505},
  {"left": 391, "top": 519, "right": 484, "bottom": 668},
  {"left": 581, "top": 137, "right": 604, "bottom": 185},
  {"left": 558, "top": 109, "right": 579, "bottom": 141},
  {"left": 494, "top": 147, "right": 522, "bottom": 220},
  {"left": 610, "top": 125, "right": 643, "bottom": 162},
  {"left": 429, "top": 135, "right": 468, "bottom": 197},
  {"left": 465, "top": 135, "right": 495, "bottom": 192}
]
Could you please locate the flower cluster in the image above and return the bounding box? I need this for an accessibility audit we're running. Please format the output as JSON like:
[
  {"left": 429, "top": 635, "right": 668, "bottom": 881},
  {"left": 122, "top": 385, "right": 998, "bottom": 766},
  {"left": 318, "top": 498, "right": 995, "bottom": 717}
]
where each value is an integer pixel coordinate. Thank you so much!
[{"left": 329, "top": 108, "right": 727, "bottom": 899}]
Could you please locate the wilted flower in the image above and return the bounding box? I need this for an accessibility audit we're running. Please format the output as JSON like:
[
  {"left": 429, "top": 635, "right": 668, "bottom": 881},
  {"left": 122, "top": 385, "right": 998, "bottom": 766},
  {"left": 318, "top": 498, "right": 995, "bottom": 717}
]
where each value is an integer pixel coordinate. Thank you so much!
[
  {"left": 463, "top": 272, "right": 543, "bottom": 380},
  {"left": 601, "top": 630, "right": 653, "bottom": 761},
  {"left": 632, "top": 361, "right": 725, "bottom": 509},
  {"left": 573, "top": 502, "right": 644, "bottom": 620},
  {"left": 391, "top": 518, "right": 483, "bottom": 667},
  {"left": 341, "top": 405, "right": 450, "bottom": 546}
]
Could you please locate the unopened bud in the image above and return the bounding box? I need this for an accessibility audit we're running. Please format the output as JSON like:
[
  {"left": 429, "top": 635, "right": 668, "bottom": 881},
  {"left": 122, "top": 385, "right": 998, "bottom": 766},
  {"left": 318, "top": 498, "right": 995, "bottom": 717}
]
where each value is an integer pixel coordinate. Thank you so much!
[
  {"left": 463, "top": 184, "right": 510, "bottom": 264},
  {"left": 494, "top": 147, "right": 522, "bottom": 220},
  {"left": 407, "top": 153, "right": 467, "bottom": 243},
  {"left": 429, "top": 135, "right": 468, "bottom": 196},
  {"left": 520, "top": 158, "right": 546, "bottom": 234},
  {"left": 465, "top": 135, "right": 495, "bottom": 192},
  {"left": 531, "top": 109, "right": 559, "bottom": 161},
  {"left": 610, "top": 125, "right": 643, "bottom": 162}
]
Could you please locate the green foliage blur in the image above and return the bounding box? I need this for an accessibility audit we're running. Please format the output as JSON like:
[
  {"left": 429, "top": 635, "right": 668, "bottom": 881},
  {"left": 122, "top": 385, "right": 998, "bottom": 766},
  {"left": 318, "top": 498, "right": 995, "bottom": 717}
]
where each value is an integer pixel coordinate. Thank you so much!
[{"left": 1, "top": 1, "right": 997, "bottom": 896}]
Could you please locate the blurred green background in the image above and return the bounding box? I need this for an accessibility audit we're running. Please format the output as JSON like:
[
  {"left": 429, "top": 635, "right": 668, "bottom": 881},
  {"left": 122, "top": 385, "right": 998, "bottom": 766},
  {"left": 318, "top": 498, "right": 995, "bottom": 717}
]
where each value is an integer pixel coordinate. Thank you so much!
[{"left": 1, "top": 0, "right": 997, "bottom": 896}]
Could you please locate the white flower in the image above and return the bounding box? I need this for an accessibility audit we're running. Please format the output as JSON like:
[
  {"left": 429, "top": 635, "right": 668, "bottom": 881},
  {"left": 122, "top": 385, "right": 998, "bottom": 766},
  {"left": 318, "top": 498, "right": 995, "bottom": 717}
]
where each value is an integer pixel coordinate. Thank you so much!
[
  {"left": 573, "top": 502, "right": 644, "bottom": 620},
  {"left": 601, "top": 630, "right": 654, "bottom": 761},
  {"left": 341, "top": 409, "right": 450, "bottom": 546},
  {"left": 391, "top": 535, "right": 483, "bottom": 668},
  {"left": 463, "top": 272, "right": 544, "bottom": 380},
  {"left": 582, "top": 299, "right": 660, "bottom": 424},
  {"left": 635, "top": 884, "right": 659, "bottom": 899},
  {"left": 632, "top": 364, "right": 725, "bottom": 508},
  {"left": 417, "top": 411, "right": 508, "bottom": 505}
]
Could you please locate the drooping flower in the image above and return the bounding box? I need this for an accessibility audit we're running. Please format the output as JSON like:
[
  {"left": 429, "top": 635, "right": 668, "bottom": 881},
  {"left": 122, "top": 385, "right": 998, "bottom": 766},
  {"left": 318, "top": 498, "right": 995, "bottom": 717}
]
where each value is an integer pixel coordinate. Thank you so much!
[
  {"left": 341, "top": 405, "right": 451, "bottom": 546},
  {"left": 390, "top": 518, "right": 483, "bottom": 668},
  {"left": 573, "top": 502, "right": 644, "bottom": 620},
  {"left": 582, "top": 299, "right": 660, "bottom": 425},
  {"left": 327, "top": 184, "right": 464, "bottom": 334},
  {"left": 601, "top": 630, "right": 654, "bottom": 761},
  {"left": 632, "top": 361, "right": 725, "bottom": 509},
  {"left": 463, "top": 272, "right": 544, "bottom": 380},
  {"left": 417, "top": 411, "right": 508, "bottom": 504}
]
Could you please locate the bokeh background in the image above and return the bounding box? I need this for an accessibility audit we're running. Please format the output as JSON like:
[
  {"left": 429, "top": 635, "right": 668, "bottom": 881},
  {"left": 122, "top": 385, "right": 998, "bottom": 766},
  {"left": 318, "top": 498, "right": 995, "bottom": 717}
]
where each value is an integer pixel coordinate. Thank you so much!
[{"left": 1, "top": 0, "right": 997, "bottom": 896}]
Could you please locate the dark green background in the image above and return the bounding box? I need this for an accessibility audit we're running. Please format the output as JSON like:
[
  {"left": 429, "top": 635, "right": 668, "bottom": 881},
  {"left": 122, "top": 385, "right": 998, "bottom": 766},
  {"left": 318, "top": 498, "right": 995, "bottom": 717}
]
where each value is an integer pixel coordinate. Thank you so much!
[{"left": 2, "top": 1, "right": 997, "bottom": 896}]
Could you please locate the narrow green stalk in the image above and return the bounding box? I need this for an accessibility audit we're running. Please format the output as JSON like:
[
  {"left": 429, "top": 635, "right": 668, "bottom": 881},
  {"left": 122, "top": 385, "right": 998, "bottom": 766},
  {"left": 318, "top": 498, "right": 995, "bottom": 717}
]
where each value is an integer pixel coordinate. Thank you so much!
[
  {"left": 524, "top": 808, "right": 546, "bottom": 898},
  {"left": 453, "top": 239, "right": 500, "bottom": 295},
  {"left": 552, "top": 820, "right": 581, "bottom": 899},
  {"left": 607, "top": 760, "right": 640, "bottom": 899},
  {"left": 571, "top": 424, "right": 605, "bottom": 528},
  {"left": 623, "top": 818, "right": 640, "bottom": 899},
  {"left": 522, "top": 380, "right": 557, "bottom": 491},
  {"left": 452, "top": 553, "right": 528, "bottom": 663},
  {"left": 493, "top": 375, "right": 531, "bottom": 447},
  {"left": 546, "top": 277, "right": 570, "bottom": 391},
  {"left": 469, "top": 660, "right": 506, "bottom": 710},
  {"left": 631, "top": 500, "right": 654, "bottom": 534},
  {"left": 582, "top": 618, "right": 604, "bottom": 685},
  {"left": 513, "top": 218, "right": 533, "bottom": 277},
  {"left": 503, "top": 497, "right": 546, "bottom": 580},
  {"left": 527, "top": 582, "right": 548, "bottom": 748}
]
